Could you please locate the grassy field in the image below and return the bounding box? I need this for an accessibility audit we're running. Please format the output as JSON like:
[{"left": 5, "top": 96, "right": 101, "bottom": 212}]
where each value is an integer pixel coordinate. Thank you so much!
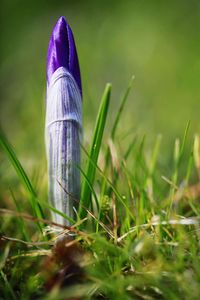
[
  {"left": 1, "top": 79, "right": 200, "bottom": 299},
  {"left": 1, "top": 0, "right": 200, "bottom": 299}
]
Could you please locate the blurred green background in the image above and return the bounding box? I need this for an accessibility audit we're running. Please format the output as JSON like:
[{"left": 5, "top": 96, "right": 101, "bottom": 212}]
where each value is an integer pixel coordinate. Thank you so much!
[{"left": 1, "top": 0, "right": 200, "bottom": 180}]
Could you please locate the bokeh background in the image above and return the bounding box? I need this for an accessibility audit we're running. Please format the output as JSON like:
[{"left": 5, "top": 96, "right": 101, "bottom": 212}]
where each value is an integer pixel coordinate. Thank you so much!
[{"left": 1, "top": 0, "right": 200, "bottom": 191}]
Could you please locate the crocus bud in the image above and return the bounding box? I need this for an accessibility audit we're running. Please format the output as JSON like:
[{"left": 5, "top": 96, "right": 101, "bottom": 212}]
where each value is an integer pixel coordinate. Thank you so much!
[{"left": 45, "top": 16, "right": 82, "bottom": 226}]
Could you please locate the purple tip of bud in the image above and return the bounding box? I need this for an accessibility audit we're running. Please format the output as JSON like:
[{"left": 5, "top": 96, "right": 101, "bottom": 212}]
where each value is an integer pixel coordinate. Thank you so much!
[{"left": 47, "top": 16, "right": 82, "bottom": 96}]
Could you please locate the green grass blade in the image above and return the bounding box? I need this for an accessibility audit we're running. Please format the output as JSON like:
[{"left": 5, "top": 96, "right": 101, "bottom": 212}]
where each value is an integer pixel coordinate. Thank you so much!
[
  {"left": 0, "top": 270, "right": 17, "bottom": 300},
  {"left": 77, "top": 163, "right": 99, "bottom": 211},
  {"left": 104, "top": 76, "right": 135, "bottom": 170},
  {"left": 178, "top": 121, "right": 190, "bottom": 167},
  {"left": 111, "top": 75, "right": 134, "bottom": 140},
  {"left": 35, "top": 196, "right": 75, "bottom": 225},
  {"left": 10, "top": 189, "right": 30, "bottom": 241},
  {"left": 148, "top": 134, "right": 162, "bottom": 176},
  {"left": 79, "top": 84, "right": 111, "bottom": 219},
  {"left": 0, "top": 129, "right": 44, "bottom": 221},
  {"left": 168, "top": 122, "right": 190, "bottom": 214}
]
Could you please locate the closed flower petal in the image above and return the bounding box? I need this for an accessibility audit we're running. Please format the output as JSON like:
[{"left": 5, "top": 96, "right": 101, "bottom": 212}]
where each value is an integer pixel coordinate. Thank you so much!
[{"left": 47, "top": 16, "right": 82, "bottom": 96}]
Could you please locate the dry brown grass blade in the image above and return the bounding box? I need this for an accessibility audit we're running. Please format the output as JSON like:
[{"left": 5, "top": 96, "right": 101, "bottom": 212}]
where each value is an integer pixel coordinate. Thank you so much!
[
  {"left": 0, "top": 208, "right": 86, "bottom": 237},
  {"left": 1, "top": 234, "right": 53, "bottom": 246},
  {"left": 174, "top": 182, "right": 200, "bottom": 202}
]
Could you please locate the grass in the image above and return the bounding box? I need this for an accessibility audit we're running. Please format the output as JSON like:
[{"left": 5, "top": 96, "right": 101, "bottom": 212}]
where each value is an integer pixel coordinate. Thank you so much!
[{"left": 1, "top": 79, "right": 200, "bottom": 299}]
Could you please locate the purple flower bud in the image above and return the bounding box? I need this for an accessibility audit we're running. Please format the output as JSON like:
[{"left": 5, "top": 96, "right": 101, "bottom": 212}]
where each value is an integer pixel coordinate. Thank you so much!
[
  {"left": 45, "top": 17, "right": 82, "bottom": 226},
  {"left": 47, "top": 16, "right": 82, "bottom": 96}
]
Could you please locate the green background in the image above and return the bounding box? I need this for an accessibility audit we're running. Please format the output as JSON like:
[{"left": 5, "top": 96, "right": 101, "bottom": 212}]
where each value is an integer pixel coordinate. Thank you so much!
[{"left": 1, "top": 0, "right": 200, "bottom": 169}]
